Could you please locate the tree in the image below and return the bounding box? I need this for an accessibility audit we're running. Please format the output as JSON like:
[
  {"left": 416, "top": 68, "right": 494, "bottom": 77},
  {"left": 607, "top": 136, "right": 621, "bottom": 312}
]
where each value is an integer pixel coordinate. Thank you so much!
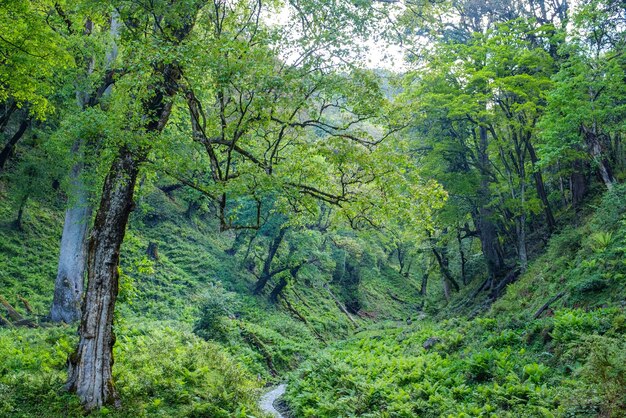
[
  {"left": 52, "top": 8, "right": 121, "bottom": 323},
  {"left": 395, "top": 3, "right": 568, "bottom": 289},
  {"left": 65, "top": 0, "right": 205, "bottom": 409},
  {"left": 539, "top": 0, "right": 626, "bottom": 190}
]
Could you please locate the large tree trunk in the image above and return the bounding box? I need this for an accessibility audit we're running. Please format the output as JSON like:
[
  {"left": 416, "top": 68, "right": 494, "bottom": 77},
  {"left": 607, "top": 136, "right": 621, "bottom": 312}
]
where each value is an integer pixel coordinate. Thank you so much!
[
  {"left": 51, "top": 163, "right": 91, "bottom": 323},
  {"left": 51, "top": 15, "right": 120, "bottom": 323},
  {"left": 570, "top": 159, "right": 587, "bottom": 207},
  {"left": 269, "top": 276, "right": 288, "bottom": 303},
  {"left": 64, "top": 3, "right": 197, "bottom": 409},
  {"left": 269, "top": 262, "right": 303, "bottom": 303},
  {"left": 66, "top": 147, "right": 141, "bottom": 410},
  {"left": 67, "top": 88, "right": 176, "bottom": 408}
]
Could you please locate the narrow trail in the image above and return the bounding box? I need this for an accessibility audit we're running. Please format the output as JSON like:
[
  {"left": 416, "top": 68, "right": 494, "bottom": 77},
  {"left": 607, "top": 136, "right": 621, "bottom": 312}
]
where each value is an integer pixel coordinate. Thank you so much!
[{"left": 259, "top": 384, "right": 287, "bottom": 418}]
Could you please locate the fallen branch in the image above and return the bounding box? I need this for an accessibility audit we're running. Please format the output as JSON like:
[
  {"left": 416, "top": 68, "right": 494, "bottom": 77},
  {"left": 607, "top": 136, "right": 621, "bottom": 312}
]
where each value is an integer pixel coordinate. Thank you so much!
[
  {"left": 238, "top": 323, "right": 278, "bottom": 377},
  {"left": 13, "top": 318, "right": 37, "bottom": 328},
  {"left": 290, "top": 287, "right": 312, "bottom": 309},
  {"left": 0, "top": 314, "right": 12, "bottom": 327},
  {"left": 0, "top": 295, "right": 23, "bottom": 322},
  {"left": 323, "top": 283, "right": 357, "bottom": 327},
  {"left": 387, "top": 291, "right": 407, "bottom": 304},
  {"left": 533, "top": 291, "right": 566, "bottom": 320},
  {"left": 279, "top": 294, "right": 326, "bottom": 344},
  {"left": 17, "top": 295, "right": 33, "bottom": 315},
  {"left": 469, "top": 278, "right": 489, "bottom": 300}
]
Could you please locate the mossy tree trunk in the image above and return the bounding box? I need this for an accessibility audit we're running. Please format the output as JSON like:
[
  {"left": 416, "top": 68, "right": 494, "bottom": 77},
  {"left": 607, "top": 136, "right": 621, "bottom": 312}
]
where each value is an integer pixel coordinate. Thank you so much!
[
  {"left": 65, "top": 147, "right": 141, "bottom": 410},
  {"left": 51, "top": 15, "right": 120, "bottom": 323},
  {"left": 51, "top": 176, "right": 91, "bottom": 323},
  {"left": 65, "top": 56, "right": 188, "bottom": 412}
]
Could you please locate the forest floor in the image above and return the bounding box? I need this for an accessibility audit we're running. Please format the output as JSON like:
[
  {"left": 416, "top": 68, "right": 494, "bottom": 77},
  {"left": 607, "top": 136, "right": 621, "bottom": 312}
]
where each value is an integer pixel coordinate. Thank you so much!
[{"left": 1, "top": 185, "right": 625, "bottom": 416}]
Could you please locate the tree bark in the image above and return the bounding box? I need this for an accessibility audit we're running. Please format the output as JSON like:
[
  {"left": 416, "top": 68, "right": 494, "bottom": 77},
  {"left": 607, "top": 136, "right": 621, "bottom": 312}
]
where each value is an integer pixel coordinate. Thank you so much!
[
  {"left": 66, "top": 147, "right": 141, "bottom": 410},
  {"left": 0, "top": 101, "right": 17, "bottom": 134},
  {"left": 570, "top": 159, "right": 587, "bottom": 207},
  {"left": 518, "top": 178, "right": 528, "bottom": 272},
  {"left": 432, "top": 246, "right": 460, "bottom": 292},
  {"left": 583, "top": 126, "right": 616, "bottom": 189},
  {"left": 477, "top": 126, "right": 504, "bottom": 286},
  {"left": 420, "top": 271, "right": 429, "bottom": 297},
  {"left": 65, "top": 4, "right": 198, "bottom": 409},
  {"left": 0, "top": 118, "right": 29, "bottom": 171},
  {"left": 526, "top": 141, "right": 556, "bottom": 231},
  {"left": 51, "top": 14, "right": 120, "bottom": 323},
  {"left": 442, "top": 275, "right": 451, "bottom": 301},
  {"left": 51, "top": 168, "right": 91, "bottom": 322},
  {"left": 517, "top": 212, "right": 528, "bottom": 272},
  {"left": 253, "top": 227, "right": 287, "bottom": 294},
  {"left": 456, "top": 228, "right": 467, "bottom": 285},
  {"left": 269, "top": 277, "right": 288, "bottom": 303},
  {"left": 13, "top": 192, "right": 29, "bottom": 230}
]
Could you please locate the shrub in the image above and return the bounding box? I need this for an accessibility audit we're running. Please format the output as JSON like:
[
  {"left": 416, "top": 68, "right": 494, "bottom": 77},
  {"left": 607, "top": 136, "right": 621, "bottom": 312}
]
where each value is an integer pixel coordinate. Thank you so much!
[
  {"left": 551, "top": 309, "right": 611, "bottom": 345},
  {"left": 561, "top": 335, "right": 626, "bottom": 417},
  {"left": 193, "top": 283, "right": 240, "bottom": 342}
]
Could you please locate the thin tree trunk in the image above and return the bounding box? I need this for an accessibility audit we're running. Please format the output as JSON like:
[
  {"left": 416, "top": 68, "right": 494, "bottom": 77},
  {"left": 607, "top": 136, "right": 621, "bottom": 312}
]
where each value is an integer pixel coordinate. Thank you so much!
[
  {"left": 570, "top": 159, "right": 587, "bottom": 207},
  {"left": 584, "top": 126, "right": 616, "bottom": 189},
  {"left": 597, "top": 158, "right": 615, "bottom": 189},
  {"left": 13, "top": 193, "right": 29, "bottom": 230},
  {"left": 432, "top": 247, "right": 460, "bottom": 292},
  {"left": 323, "top": 283, "right": 357, "bottom": 327},
  {"left": 527, "top": 141, "right": 556, "bottom": 231},
  {"left": 442, "top": 276, "right": 451, "bottom": 302},
  {"left": 477, "top": 126, "right": 503, "bottom": 286},
  {"left": 0, "top": 119, "right": 29, "bottom": 171},
  {"left": 253, "top": 227, "right": 286, "bottom": 294},
  {"left": 518, "top": 179, "right": 528, "bottom": 272},
  {"left": 457, "top": 228, "right": 467, "bottom": 285},
  {"left": 396, "top": 243, "right": 405, "bottom": 275},
  {"left": 517, "top": 214, "right": 528, "bottom": 272},
  {"left": 0, "top": 101, "right": 17, "bottom": 133},
  {"left": 420, "top": 271, "right": 429, "bottom": 296}
]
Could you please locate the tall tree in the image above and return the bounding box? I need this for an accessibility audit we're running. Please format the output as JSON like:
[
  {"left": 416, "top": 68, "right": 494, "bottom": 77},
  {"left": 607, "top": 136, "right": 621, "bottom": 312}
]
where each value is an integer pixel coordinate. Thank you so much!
[
  {"left": 52, "top": 11, "right": 121, "bottom": 323},
  {"left": 540, "top": 0, "right": 626, "bottom": 190},
  {"left": 65, "top": 0, "right": 205, "bottom": 408}
]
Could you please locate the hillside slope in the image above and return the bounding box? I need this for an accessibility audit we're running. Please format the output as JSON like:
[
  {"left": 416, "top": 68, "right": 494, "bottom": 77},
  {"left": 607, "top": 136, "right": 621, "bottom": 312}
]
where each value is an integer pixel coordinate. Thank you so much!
[
  {"left": 285, "top": 185, "right": 626, "bottom": 417},
  {"left": 0, "top": 183, "right": 424, "bottom": 416}
]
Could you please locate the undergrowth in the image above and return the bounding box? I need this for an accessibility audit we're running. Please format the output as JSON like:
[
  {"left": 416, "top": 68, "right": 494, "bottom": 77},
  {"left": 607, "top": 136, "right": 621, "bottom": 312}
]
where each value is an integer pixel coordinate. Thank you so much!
[{"left": 285, "top": 184, "right": 626, "bottom": 417}]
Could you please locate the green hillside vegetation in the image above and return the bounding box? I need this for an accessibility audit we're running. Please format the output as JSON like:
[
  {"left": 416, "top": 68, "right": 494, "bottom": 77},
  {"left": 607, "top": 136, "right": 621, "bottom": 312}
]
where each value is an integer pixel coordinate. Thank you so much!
[
  {"left": 1, "top": 0, "right": 626, "bottom": 416},
  {"left": 0, "top": 183, "right": 426, "bottom": 416},
  {"left": 286, "top": 185, "right": 626, "bottom": 417}
]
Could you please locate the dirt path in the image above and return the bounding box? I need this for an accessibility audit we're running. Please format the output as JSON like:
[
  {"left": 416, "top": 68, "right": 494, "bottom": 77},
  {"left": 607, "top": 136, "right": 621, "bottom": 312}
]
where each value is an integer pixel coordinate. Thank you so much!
[{"left": 259, "top": 384, "right": 287, "bottom": 417}]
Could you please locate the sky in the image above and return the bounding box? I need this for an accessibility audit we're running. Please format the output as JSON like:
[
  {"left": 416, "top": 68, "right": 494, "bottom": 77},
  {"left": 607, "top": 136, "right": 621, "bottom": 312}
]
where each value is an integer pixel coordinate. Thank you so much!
[{"left": 266, "top": 2, "right": 408, "bottom": 72}]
